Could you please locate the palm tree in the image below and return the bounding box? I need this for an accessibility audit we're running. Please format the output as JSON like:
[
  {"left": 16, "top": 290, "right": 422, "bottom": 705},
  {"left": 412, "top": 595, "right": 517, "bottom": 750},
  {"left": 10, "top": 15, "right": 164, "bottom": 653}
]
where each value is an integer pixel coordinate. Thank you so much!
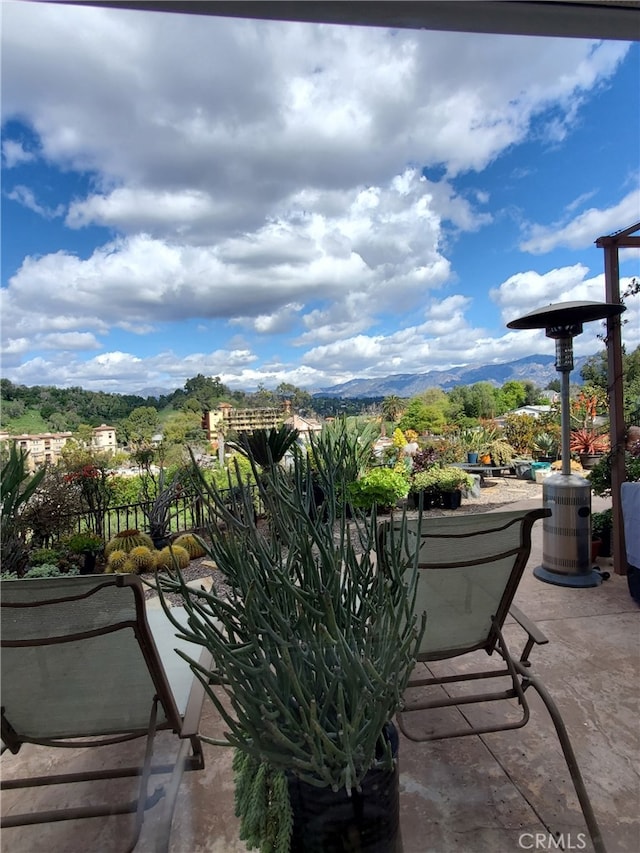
[{"left": 382, "top": 395, "right": 404, "bottom": 423}]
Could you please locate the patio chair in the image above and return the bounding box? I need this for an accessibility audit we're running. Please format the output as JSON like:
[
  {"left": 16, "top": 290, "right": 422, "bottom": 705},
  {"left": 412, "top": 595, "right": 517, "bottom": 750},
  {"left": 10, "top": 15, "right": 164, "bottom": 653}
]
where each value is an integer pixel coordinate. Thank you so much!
[
  {"left": 379, "top": 507, "right": 606, "bottom": 853},
  {"left": 1, "top": 574, "right": 212, "bottom": 853}
]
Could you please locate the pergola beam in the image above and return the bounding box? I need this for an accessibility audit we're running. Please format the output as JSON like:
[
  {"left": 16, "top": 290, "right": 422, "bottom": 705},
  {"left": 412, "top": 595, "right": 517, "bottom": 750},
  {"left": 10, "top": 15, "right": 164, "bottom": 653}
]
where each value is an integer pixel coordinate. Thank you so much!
[
  {"left": 39, "top": 0, "right": 640, "bottom": 41},
  {"left": 596, "top": 222, "right": 640, "bottom": 576}
]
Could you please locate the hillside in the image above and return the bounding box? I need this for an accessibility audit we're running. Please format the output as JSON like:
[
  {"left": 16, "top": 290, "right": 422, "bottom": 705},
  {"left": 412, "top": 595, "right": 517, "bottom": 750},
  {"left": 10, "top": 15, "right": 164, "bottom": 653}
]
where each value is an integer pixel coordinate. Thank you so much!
[{"left": 315, "top": 354, "right": 588, "bottom": 399}]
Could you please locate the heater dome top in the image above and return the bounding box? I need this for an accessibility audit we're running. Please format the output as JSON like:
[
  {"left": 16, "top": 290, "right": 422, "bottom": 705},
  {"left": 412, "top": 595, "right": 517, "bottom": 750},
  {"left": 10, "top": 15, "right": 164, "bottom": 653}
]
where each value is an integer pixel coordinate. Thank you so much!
[{"left": 507, "top": 300, "right": 625, "bottom": 331}]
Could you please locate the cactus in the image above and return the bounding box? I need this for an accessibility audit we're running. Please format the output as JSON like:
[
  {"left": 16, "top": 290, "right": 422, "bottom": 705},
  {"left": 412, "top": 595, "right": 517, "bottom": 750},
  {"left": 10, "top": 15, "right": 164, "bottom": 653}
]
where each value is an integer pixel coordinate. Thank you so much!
[
  {"left": 106, "top": 549, "right": 129, "bottom": 573},
  {"left": 156, "top": 428, "right": 427, "bottom": 796},
  {"left": 105, "top": 529, "right": 154, "bottom": 557},
  {"left": 127, "top": 546, "right": 157, "bottom": 573},
  {"left": 173, "top": 533, "right": 206, "bottom": 560},
  {"left": 156, "top": 544, "right": 190, "bottom": 571}
]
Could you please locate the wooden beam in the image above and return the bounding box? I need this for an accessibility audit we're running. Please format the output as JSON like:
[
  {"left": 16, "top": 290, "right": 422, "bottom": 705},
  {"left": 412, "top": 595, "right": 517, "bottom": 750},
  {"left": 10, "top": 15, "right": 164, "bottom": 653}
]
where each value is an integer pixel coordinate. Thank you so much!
[{"left": 603, "top": 245, "right": 627, "bottom": 576}]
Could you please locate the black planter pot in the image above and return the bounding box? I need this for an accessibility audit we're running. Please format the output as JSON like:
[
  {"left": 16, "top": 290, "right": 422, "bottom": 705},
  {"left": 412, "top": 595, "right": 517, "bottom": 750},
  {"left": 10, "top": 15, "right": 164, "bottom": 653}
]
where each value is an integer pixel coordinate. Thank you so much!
[
  {"left": 440, "top": 490, "right": 462, "bottom": 510},
  {"left": 408, "top": 491, "right": 437, "bottom": 511},
  {"left": 599, "top": 527, "right": 612, "bottom": 558},
  {"left": 81, "top": 551, "right": 97, "bottom": 575},
  {"left": 287, "top": 723, "right": 400, "bottom": 853},
  {"left": 151, "top": 534, "right": 172, "bottom": 550}
]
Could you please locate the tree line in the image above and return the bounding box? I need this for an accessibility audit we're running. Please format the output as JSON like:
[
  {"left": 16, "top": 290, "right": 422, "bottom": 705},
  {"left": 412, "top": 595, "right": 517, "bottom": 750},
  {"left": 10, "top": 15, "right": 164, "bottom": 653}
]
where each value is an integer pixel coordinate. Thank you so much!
[{"left": 1, "top": 345, "right": 638, "bottom": 446}]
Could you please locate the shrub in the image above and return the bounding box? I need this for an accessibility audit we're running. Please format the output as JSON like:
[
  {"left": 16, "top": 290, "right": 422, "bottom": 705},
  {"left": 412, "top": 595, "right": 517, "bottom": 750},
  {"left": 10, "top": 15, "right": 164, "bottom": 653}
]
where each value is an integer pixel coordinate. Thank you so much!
[
  {"left": 156, "top": 545, "right": 190, "bottom": 571},
  {"left": 589, "top": 450, "right": 640, "bottom": 496},
  {"left": 2, "top": 564, "right": 80, "bottom": 580},
  {"left": 436, "top": 467, "right": 475, "bottom": 492},
  {"left": 410, "top": 469, "right": 439, "bottom": 494},
  {"left": 105, "top": 529, "right": 154, "bottom": 557},
  {"left": 65, "top": 531, "right": 104, "bottom": 555},
  {"left": 29, "top": 547, "right": 61, "bottom": 567},
  {"left": 591, "top": 508, "right": 613, "bottom": 538},
  {"left": 411, "top": 449, "right": 438, "bottom": 474},
  {"left": 347, "top": 468, "right": 410, "bottom": 510},
  {"left": 173, "top": 533, "right": 207, "bottom": 559}
]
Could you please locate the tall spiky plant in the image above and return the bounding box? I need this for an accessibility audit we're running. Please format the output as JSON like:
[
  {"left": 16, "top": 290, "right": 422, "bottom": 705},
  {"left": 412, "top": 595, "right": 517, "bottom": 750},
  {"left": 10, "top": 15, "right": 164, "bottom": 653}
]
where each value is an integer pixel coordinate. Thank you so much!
[
  {"left": 1, "top": 446, "right": 46, "bottom": 576},
  {"left": 155, "top": 429, "right": 426, "bottom": 793}
]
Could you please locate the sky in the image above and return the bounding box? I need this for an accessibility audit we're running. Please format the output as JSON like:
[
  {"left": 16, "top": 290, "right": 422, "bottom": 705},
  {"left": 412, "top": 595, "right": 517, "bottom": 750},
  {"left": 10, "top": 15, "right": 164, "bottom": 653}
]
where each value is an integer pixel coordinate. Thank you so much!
[{"left": 1, "top": 2, "right": 639, "bottom": 397}]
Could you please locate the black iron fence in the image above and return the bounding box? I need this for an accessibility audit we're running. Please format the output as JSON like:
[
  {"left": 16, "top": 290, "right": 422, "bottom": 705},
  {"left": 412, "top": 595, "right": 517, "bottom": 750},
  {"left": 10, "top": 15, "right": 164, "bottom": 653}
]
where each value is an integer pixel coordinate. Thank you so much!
[{"left": 66, "top": 483, "right": 263, "bottom": 542}]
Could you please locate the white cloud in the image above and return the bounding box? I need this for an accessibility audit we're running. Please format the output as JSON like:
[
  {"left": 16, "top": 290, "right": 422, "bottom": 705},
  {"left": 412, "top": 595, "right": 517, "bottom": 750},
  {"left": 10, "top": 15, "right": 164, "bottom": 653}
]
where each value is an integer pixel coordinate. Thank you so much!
[
  {"left": 6, "top": 185, "right": 64, "bottom": 219},
  {"left": 520, "top": 187, "right": 640, "bottom": 253},
  {"left": 1, "top": 4, "right": 635, "bottom": 394},
  {"left": 2, "top": 4, "right": 628, "bottom": 202},
  {"left": 2, "top": 139, "right": 35, "bottom": 168}
]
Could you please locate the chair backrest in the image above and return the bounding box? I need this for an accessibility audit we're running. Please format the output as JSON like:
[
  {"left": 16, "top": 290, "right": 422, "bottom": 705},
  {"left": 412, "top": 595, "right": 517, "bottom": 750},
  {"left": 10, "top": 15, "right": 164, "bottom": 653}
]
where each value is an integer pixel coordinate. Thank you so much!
[
  {"left": 379, "top": 508, "right": 548, "bottom": 660},
  {"left": 1, "top": 575, "right": 184, "bottom": 749}
]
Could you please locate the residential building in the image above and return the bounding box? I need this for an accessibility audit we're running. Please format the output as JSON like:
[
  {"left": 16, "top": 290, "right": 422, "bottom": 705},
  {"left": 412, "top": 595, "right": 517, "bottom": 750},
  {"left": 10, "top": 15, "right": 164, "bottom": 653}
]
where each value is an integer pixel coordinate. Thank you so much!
[{"left": 0, "top": 424, "right": 117, "bottom": 472}]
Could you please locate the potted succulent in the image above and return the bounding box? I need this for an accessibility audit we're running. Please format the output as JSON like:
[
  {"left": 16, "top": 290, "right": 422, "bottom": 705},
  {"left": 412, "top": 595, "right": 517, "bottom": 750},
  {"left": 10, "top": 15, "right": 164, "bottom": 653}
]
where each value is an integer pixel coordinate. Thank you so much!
[
  {"left": 458, "top": 428, "right": 481, "bottom": 464},
  {"left": 591, "top": 508, "right": 613, "bottom": 558},
  {"left": 141, "top": 469, "right": 185, "bottom": 549},
  {"left": 569, "top": 429, "right": 610, "bottom": 470},
  {"left": 155, "top": 428, "right": 426, "bottom": 852},
  {"left": 65, "top": 530, "right": 105, "bottom": 574},
  {"left": 533, "top": 432, "right": 558, "bottom": 462}
]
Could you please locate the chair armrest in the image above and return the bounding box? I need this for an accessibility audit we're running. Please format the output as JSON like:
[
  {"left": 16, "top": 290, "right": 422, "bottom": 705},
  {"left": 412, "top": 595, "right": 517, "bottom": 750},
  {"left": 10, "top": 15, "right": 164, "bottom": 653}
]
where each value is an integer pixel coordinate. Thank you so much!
[{"left": 509, "top": 604, "right": 549, "bottom": 647}]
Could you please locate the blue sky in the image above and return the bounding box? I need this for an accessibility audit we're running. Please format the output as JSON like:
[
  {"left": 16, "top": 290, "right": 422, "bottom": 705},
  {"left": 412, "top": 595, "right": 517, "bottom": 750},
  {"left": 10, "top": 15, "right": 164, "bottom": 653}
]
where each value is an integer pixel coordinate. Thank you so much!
[{"left": 1, "top": 3, "right": 639, "bottom": 396}]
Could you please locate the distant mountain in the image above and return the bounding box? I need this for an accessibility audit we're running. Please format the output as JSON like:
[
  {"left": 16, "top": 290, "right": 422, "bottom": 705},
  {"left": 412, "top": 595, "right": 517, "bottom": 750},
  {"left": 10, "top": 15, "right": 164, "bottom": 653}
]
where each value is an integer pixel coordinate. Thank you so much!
[{"left": 315, "top": 354, "right": 589, "bottom": 398}]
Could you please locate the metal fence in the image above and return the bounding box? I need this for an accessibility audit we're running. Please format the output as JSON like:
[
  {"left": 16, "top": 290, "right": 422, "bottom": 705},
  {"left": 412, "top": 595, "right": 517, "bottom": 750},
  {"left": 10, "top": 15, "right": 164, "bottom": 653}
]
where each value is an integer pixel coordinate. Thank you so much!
[{"left": 68, "top": 483, "right": 262, "bottom": 542}]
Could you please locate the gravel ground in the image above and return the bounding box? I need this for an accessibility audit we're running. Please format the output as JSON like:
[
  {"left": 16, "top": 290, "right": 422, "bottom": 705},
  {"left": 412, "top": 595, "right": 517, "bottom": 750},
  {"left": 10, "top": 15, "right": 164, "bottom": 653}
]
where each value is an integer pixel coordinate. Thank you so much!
[{"left": 147, "top": 474, "right": 543, "bottom": 606}]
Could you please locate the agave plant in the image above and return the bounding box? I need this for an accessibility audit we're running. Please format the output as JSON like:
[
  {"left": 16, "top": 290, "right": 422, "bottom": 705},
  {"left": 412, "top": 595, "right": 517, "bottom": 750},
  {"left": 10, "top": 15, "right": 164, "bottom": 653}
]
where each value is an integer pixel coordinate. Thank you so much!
[
  {"left": 1, "top": 446, "right": 46, "bottom": 577},
  {"left": 569, "top": 429, "right": 609, "bottom": 455},
  {"left": 226, "top": 424, "right": 300, "bottom": 468}
]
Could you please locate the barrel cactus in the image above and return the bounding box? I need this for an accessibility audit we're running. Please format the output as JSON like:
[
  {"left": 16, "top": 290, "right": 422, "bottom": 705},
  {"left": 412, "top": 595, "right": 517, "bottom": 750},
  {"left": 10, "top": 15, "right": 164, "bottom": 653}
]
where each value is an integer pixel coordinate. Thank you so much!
[
  {"left": 156, "top": 544, "right": 190, "bottom": 571},
  {"left": 106, "top": 549, "right": 129, "bottom": 573},
  {"left": 105, "top": 529, "right": 154, "bottom": 557},
  {"left": 173, "top": 533, "right": 207, "bottom": 560},
  {"left": 127, "top": 546, "right": 157, "bottom": 574}
]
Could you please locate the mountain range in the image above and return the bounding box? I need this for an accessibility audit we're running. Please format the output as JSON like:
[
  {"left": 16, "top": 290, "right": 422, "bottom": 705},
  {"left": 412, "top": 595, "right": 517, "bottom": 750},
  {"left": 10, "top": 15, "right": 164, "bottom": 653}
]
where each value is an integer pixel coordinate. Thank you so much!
[{"left": 315, "top": 354, "right": 589, "bottom": 399}]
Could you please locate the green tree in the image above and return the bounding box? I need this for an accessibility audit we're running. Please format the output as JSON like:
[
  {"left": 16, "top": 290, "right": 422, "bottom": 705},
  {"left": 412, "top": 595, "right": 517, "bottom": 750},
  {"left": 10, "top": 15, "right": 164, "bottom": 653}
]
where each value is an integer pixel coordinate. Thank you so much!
[
  {"left": 183, "top": 374, "right": 227, "bottom": 411},
  {"left": 497, "top": 381, "right": 527, "bottom": 413},
  {"left": 381, "top": 396, "right": 405, "bottom": 423},
  {"left": 275, "top": 383, "right": 313, "bottom": 412},
  {"left": 58, "top": 446, "right": 116, "bottom": 536},
  {"left": 398, "top": 399, "right": 440, "bottom": 434},
  {"left": 162, "top": 411, "right": 207, "bottom": 447},
  {"left": 122, "top": 406, "right": 161, "bottom": 444}
]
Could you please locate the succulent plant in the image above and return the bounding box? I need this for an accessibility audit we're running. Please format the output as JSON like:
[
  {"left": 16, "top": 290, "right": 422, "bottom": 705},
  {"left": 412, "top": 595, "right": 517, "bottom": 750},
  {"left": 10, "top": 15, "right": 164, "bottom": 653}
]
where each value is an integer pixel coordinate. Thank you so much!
[
  {"left": 156, "top": 544, "right": 190, "bottom": 571},
  {"left": 127, "top": 545, "right": 157, "bottom": 573},
  {"left": 173, "top": 533, "right": 207, "bottom": 560},
  {"left": 156, "top": 434, "right": 426, "bottom": 796},
  {"left": 106, "top": 549, "right": 129, "bottom": 573},
  {"left": 105, "top": 529, "right": 154, "bottom": 557}
]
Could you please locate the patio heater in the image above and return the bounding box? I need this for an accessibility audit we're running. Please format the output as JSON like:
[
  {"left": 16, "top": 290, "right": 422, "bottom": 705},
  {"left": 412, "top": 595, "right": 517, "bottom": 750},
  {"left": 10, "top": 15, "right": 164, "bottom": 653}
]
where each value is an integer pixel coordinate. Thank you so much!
[{"left": 507, "top": 301, "right": 625, "bottom": 587}]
